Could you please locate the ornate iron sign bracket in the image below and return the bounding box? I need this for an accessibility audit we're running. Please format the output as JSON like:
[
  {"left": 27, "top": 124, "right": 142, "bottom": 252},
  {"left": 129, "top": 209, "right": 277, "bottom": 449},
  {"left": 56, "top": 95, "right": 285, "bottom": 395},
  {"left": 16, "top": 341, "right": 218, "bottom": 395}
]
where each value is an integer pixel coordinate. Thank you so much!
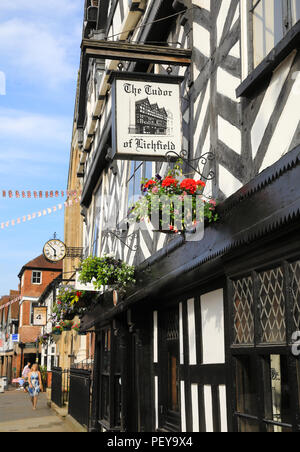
[
  {"left": 165, "top": 150, "right": 215, "bottom": 181},
  {"left": 103, "top": 230, "right": 139, "bottom": 252},
  {"left": 65, "top": 247, "right": 84, "bottom": 259}
]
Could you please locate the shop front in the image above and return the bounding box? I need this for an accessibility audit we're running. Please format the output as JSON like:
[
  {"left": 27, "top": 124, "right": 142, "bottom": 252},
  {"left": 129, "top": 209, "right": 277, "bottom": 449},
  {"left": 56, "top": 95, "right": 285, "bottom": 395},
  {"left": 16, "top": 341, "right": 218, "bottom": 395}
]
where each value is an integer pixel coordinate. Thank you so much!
[{"left": 79, "top": 145, "right": 300, "bottom": 433}]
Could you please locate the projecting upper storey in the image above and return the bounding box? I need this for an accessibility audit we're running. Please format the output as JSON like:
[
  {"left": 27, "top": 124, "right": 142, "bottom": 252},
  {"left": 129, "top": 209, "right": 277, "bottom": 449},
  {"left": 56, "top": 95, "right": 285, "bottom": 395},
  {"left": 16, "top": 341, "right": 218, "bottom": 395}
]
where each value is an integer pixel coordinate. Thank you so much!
[{"left": 74, "top": 0, "right": 300, "bottom": 262}]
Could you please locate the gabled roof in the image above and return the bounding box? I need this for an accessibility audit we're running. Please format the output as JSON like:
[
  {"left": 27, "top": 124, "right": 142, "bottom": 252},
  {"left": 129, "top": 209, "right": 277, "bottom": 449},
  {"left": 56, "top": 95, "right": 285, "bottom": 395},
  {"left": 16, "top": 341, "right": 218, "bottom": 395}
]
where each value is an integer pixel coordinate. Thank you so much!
[{"left": 18, "top": 255, "right": 63, "bottom": 278}]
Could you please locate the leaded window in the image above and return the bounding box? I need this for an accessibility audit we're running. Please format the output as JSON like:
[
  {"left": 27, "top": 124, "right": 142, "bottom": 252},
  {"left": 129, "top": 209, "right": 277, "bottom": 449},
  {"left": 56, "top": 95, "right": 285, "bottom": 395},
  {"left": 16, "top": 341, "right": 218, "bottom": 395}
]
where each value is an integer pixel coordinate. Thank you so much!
[
  {"left": 289, "top": 261, "right": 300, "bottom": 330},
  {"left": 230, "top": 259, "right": 300, "bottom": 432},
  {"left": 258, "top": 267, "right": 286, "bottom": 344},
  {"left": 233, "top": 277, "right": 254, "bottom": 345}
]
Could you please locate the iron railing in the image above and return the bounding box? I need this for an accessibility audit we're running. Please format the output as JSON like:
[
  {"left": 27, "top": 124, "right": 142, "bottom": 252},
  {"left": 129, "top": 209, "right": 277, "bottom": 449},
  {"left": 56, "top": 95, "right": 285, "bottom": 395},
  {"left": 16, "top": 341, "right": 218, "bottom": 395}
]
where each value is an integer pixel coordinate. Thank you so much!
[
  {"left": 71, "top": 358, "right": 94, "bottom": 371},
  {"left": 51, "top": 367, "right": 70, "bottom": 408},
  {"left": 68, "top": 367, "right": 92, "bottom": 429}
]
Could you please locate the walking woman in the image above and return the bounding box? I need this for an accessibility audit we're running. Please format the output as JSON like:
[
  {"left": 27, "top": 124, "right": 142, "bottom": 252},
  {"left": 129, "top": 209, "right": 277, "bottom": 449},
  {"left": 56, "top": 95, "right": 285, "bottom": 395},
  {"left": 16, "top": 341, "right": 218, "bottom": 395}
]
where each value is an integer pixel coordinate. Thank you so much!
[{"left": 28, "top": 364, "right": 43, "bottom": 410}]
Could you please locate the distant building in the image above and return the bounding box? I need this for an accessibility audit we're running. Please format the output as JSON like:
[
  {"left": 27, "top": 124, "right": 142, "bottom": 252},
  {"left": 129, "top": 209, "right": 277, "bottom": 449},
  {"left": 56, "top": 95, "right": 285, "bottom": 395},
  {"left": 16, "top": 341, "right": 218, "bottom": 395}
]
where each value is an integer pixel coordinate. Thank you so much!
[
  {"left": 0, "top": 291, "right": 19, "bottom": 382},
  {"left": 17, "top": 255, "right": 62, "bottom": 375}
]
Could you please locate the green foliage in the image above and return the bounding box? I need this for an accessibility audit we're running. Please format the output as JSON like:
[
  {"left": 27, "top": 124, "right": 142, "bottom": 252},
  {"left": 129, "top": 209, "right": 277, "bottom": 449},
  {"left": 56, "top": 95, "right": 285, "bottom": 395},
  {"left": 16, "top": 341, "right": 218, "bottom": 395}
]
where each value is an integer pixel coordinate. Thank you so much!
[
  {"left": 129, "top": 160, "right": 219, "bottom": 233},
  {"left": 52, "top": 286, "right": 86, "bottom": 322},
  {"left": 79, "top": 255, "right": 136, "bottom": 290},
  {"left": 40, "top": 365, "right": 47, "bottom": 389}
]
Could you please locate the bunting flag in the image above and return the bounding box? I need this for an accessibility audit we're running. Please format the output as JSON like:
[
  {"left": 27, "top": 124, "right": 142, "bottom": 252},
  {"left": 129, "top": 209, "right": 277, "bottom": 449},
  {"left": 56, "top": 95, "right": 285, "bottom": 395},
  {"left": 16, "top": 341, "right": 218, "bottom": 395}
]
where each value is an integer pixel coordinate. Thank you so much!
[
  {"left": 0, "top": 296, "right": 21, "bottom": 311},
  {"left": 0, "top": 198, "right": 80, "bottom": 231},
  {"left": 1, "top": 190, "right": 81, "bottom": 199}
]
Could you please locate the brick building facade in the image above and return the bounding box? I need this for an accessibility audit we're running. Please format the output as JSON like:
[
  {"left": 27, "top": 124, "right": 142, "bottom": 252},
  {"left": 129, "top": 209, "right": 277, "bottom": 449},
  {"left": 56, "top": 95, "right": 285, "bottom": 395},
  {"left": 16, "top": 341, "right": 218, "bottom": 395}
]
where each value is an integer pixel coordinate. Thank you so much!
[
  {"left": 16, "top": 255, "right": 62, "bottom": 376},
  {"left": 0, "top": 291, "right": 20, "bottom": 382}
]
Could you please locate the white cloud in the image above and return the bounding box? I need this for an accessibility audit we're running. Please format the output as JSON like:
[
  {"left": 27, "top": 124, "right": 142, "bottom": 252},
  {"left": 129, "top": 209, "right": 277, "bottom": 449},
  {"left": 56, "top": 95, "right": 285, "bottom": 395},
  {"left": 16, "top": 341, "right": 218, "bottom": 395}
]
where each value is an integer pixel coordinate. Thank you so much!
[
  {"left": 0, "top": 0, "right": 82, "bottom": 15},
  {"left": 0, "top": 108, "right": 71, "bottom": 144},
  {"left": 0, "top": 108, "right": 71, "bottom": 178},
  {"left": 0, "top": 18, "right": 81, "bottom": 88}
]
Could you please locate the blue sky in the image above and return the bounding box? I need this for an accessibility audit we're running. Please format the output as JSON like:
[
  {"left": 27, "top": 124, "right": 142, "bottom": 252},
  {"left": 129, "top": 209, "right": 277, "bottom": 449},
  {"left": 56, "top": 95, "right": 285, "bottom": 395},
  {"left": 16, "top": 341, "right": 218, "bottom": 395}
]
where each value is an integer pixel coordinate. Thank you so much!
[{"left": 0, "top": 0, "right": 83, "bottom": 295}]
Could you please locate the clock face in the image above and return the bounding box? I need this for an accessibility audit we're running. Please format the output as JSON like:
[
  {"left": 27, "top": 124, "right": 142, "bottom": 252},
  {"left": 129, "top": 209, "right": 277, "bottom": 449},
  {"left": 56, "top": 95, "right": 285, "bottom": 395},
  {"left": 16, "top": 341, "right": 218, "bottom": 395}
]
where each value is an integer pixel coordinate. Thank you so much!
[{"left": 43, "top": 239, "right": 66, "bottom": 262}]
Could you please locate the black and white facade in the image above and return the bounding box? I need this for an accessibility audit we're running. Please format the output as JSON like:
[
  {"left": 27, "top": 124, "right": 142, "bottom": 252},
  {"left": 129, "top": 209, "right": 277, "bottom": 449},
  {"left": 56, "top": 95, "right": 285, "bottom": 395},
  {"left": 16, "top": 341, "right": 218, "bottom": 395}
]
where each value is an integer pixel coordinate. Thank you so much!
[{"left": 74, "top": 0, "right": 300, "bottom": 432}]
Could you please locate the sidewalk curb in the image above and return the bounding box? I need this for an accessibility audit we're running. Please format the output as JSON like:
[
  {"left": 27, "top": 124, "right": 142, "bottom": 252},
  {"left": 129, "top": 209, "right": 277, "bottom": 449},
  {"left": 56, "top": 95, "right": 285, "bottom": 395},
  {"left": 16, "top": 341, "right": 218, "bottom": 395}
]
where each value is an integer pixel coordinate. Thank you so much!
[{"left": 49, "top": 401, "right": 87, "bottom": 432}]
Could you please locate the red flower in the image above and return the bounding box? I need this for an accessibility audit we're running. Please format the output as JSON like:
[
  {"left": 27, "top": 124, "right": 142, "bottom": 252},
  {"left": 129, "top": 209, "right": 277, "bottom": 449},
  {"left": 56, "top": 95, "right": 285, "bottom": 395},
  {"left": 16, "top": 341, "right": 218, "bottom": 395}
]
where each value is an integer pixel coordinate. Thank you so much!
[
  {"left": 196, "top": 180, "right": 206, "bottom": 188},
  {"left": 76, "top": 291, "right": 82, "bottom": 297},
  {"left": 180, "top": 179, "right": 197, "bottom": 194},
  {"left": 162, "top": 177, "right": 178, "bottom": 188},
  {"left": 144, "top": 180, "right": 156, "bottom": 189}
]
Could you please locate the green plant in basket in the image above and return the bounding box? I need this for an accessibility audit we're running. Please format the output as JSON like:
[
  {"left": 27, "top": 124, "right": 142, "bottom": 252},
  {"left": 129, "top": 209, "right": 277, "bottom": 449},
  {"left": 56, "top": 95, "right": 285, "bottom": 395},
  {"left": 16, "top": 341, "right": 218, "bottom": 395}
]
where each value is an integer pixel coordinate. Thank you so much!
[
  {"left": 78, "top": 255, "right": 136, "bottom": 290},
  {"left": 53, "top": 286, "right": 86, "bottom": 321},
  {"left": 60, "top": 320, "right": 74, "bottom": 331},
  {"left": 52, "top": 325, "right": 63, "bottom": 335}
]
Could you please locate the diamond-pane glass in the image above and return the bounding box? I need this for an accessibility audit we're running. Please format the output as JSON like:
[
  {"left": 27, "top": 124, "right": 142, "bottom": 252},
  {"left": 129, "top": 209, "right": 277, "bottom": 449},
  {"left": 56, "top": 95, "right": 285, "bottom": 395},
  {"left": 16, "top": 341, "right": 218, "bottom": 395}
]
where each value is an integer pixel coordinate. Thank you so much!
[
  {"left": 290, "top": 261, "right": 300, "bottom": 330},
  {"left": 165, "top": 308, "right": 179, "bottom": 342},
  {"left": 233, "top": 277, "right": 254, "bottom": 345},
  {"left": 259, "top": 268, "right": 286, "bottom": 344}
]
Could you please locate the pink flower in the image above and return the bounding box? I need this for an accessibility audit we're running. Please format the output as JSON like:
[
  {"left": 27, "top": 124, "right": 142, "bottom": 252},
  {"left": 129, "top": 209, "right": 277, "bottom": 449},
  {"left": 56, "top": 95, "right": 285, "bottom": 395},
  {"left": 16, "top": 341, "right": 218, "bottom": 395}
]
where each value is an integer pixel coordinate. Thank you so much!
[{"left": 152, "top": 186, "right": 159, "bottom": 194}]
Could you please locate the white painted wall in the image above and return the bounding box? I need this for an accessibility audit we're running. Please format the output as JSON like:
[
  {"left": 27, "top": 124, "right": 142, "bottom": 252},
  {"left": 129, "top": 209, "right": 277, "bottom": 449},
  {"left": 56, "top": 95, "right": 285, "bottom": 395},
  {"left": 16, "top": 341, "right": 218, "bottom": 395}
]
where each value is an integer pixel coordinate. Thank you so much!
[{"left": 200, "top": 289, "right": 225, "bottom": 365}]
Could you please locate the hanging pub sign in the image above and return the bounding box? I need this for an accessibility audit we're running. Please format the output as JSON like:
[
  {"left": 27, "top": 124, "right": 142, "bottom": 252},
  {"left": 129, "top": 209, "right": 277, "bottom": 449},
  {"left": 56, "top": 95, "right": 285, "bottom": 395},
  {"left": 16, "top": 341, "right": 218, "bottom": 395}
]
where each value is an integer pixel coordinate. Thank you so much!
[
  {"left": 110, "top": 71, "right": 184, "bottom": 161},
  {"left": 33, "top": 306, "right": 47, "bottom": 326}
]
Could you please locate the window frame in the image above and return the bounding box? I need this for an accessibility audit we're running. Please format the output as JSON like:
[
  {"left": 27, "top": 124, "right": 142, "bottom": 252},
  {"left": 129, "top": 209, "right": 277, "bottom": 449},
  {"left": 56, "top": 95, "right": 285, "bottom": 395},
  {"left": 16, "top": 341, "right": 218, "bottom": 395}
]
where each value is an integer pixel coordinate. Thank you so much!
[
  {"left": 91, "top": 181, "right": 103, "bottom": 257},
  {"left": 229, "top": 259, "right": 300, "bottom": 432},
  {"left": 31, "top": 271, "right": 42, "bottom": 285},
  {"left": 157, "top": 306, "right": 181, "bottom": 432},
  {"left": 250, "top": 0, "right": 299, "bottom": 71},
  {"left": 238, "top": 0, "right": 300, "bottom": 97},
  {"left": 126, "top": 160, "right": 153, "bottom": 210}
]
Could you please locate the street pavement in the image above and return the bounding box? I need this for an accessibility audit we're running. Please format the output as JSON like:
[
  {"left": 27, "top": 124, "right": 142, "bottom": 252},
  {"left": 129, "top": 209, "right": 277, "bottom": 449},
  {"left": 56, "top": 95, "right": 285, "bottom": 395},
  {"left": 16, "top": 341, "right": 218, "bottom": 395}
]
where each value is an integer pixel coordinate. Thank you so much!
[{"left": 0, "top": 389, "right": 80, "bottom": 432}]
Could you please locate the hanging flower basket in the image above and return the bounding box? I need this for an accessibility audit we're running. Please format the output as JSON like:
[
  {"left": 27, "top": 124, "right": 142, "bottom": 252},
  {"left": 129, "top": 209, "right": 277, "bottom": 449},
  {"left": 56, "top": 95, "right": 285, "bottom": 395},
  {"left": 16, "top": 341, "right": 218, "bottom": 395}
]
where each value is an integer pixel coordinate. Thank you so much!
[
  {"left": 51, "top": 325, "right": 63, "bottom": 342},
  {"left": 128, "top": 161, "right": 218, "bottom": 234},
  {"left": 76, "top": 290, "right": 96, "bottom": 309},
  {"left": 35, "top": 333, "right": 52, "bottom": 347},
  {"left": 78, "top": 255, "right": 136, "bottom": 291},
  {"left": 60, "top": 320, "right": 74, "bottom": 331},
  {"left": 71, "top": 322, "right": 86, "bottom": 335},
  {"left": 53, "top": 286, "right": 87, "bottom": 322}
]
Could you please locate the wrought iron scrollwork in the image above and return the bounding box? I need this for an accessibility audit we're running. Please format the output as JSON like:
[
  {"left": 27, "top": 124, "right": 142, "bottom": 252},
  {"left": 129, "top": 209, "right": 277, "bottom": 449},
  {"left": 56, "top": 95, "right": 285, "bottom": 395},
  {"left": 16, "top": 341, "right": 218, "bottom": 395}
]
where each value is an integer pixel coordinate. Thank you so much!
[
  {"left": 65, "top": 247, "right": 84, "bottom": 259},
  {"left": 165, "top": 150, "right": 215, "bottom": 181},
  {"left": 103, "top": 230, "right": 139, "bottom": 252}
]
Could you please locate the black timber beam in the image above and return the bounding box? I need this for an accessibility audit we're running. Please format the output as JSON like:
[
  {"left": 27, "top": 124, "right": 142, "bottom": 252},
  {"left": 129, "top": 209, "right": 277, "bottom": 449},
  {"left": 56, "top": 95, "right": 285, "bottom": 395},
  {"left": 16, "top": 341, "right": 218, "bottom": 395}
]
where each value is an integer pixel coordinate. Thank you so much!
[
  {"left": 80, "top": 145, "right": 300, "bottom": 330},
  {"left": 81, "top": 39, "right": 192, "bottom": 66}
]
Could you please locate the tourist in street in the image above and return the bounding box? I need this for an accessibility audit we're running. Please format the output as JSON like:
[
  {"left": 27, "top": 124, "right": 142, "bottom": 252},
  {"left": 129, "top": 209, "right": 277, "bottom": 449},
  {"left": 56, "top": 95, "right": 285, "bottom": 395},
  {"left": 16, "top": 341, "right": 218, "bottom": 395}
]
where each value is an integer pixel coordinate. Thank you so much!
[
  {"left": 21, "top": 362, "right": 31, "bottom": 393},
  {"left": 28, "top": 364, "right": 43, "bottom": 410}
]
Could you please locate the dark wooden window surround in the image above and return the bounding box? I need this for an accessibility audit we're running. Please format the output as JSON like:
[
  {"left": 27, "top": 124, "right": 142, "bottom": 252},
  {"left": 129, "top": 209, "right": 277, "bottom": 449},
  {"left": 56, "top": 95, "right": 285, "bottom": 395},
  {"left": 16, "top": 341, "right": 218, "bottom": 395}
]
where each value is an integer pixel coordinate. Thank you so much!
[{"left": 237, "top": 20, "right": 300, "bottom": 98}]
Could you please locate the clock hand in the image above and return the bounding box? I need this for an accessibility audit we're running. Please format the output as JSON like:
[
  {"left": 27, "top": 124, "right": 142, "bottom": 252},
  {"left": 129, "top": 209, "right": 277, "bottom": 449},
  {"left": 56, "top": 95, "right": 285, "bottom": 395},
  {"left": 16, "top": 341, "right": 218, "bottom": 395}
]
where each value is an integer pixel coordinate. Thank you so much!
[{"left": 48, "top": 244, "right": 57, "bottom": 256}]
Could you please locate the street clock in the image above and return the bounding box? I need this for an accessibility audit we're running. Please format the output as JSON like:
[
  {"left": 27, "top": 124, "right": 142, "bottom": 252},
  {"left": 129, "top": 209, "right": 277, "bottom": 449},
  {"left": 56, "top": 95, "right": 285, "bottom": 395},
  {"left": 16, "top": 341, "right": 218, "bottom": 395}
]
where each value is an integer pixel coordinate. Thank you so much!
[{"left": 43, "top": 239, "right": 67, "bottom": 263}]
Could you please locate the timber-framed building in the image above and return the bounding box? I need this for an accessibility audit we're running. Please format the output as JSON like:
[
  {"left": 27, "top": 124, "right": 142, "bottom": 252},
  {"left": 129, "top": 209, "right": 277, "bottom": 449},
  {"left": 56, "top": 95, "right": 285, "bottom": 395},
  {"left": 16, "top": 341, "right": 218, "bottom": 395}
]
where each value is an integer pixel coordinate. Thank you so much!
[{"left": 72, "top": 0, "right": 300, "bottom": 433}]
